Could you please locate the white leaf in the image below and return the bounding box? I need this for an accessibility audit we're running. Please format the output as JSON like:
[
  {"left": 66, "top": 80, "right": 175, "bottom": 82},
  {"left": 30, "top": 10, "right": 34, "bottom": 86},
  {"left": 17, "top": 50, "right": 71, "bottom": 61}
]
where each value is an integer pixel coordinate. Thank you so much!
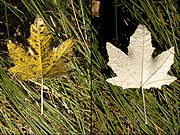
[{"left": 106, "top": 24, "right": 176, "bottom": 89}]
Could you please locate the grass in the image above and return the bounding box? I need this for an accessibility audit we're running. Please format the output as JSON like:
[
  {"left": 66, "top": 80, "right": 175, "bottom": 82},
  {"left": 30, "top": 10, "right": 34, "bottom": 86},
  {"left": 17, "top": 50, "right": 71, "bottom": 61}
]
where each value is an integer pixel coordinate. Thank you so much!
[
  {"left": 0, "top": 0, "right": 91, "bottom": 134},
  {"left": 0, "top": 0, "right": 179, "bottom": 134},
  {"left": 92, "top": 0, "right": 179, "bottom": 134}
]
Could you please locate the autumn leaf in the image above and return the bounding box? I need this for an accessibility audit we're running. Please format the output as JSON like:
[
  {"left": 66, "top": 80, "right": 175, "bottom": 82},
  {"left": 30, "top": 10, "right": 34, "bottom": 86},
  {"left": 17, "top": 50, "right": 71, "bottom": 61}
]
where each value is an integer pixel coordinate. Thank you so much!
[
  {"left": 106, "top": 24, "right": 176, "bottom": 89},
  {"left": 7, "top": 15, "right": 75, "bottom": 81},
  {"left": 106, "top": 24, "right": 177, "bottom": 124},
  {"left": 7, "top": 15, "right": 75, "bottom": 114}
]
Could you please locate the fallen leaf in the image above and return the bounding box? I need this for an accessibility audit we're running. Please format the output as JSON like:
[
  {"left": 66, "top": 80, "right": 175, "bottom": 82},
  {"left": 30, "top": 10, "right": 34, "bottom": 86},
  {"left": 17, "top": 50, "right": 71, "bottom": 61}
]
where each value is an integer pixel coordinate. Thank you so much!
[
  {"left": 106, "top": 24, "right": 176, "bottom": 89},
  {"left": 7, "top": 15, "right": 75, "bottom": 114},
  {"left": 7, "top": 15, "right": 75, "bottom": 81}
]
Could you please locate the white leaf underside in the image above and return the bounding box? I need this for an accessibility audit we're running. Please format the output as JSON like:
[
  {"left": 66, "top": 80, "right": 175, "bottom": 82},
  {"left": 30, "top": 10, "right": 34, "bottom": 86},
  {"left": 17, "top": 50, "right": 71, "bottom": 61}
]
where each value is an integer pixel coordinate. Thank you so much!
[{"left": 106, "top": 24, "right": 176, "bottom": 89}]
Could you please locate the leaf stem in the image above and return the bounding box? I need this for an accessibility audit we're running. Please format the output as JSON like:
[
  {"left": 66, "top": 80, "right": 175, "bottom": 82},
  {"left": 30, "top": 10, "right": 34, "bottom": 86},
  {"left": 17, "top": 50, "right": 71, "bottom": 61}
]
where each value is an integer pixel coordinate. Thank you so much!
[
  {"left": 141, "top": 87, "right": 147, "bottom": 124},
  {"left": 41, "top": 77, "right": 44, "bottom": 115}
]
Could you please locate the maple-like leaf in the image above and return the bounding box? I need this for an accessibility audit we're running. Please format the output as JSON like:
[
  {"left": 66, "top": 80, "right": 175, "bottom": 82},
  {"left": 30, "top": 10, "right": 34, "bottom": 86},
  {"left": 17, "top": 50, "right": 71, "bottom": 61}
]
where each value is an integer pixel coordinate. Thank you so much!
[
  {"left": 7, "top": 15, "right": 75, "bottom": 114},
  {"left": 106, "top": 24, "right": 176, "bottom": 89},
  {"left": 7, "top": 15, "right": 74, "bottom": 81}
]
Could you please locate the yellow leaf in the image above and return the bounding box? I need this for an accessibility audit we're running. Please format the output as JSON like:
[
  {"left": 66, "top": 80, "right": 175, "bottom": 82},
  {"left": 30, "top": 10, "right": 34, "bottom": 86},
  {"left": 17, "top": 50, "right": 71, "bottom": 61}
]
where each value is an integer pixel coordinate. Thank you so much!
[{"left": 7, "top": 15, "right": 75, "bottom": 81}]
